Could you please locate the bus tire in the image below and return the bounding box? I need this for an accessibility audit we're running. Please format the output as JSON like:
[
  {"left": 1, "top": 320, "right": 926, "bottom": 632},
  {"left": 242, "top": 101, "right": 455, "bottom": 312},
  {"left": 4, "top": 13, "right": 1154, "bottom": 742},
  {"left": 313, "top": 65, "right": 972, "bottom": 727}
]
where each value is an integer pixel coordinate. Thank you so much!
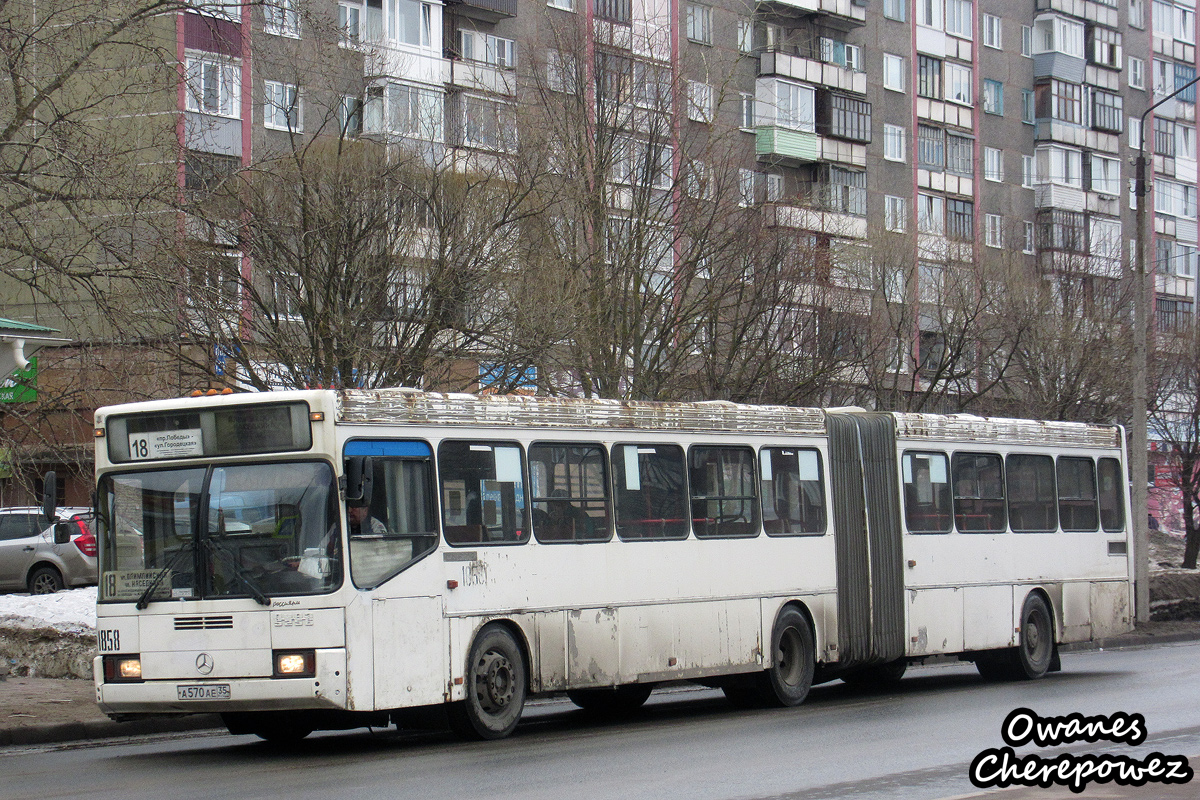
[
  {"left": 568, "top": 683, "right": 654, "bottom": 713},
  {"left": 760, "top": 607, "right": 815, "bottom": 707},
  {"left": 448, "top": 624, "right": 527, "bottom": 740},
  {"left": 1014, "top": 593, "right": 1055, "bottom": 680}
]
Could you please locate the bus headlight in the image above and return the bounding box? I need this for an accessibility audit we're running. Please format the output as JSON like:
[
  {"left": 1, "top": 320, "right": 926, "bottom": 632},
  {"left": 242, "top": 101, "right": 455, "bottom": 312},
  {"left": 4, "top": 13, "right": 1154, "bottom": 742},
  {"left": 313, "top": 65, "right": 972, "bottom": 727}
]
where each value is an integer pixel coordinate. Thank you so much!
[
  {"left": 103, "top": 655, "right": 143, "bottom": 682},
  {"left": 273, "top": 649, "right": 315, "bottom": 678}
]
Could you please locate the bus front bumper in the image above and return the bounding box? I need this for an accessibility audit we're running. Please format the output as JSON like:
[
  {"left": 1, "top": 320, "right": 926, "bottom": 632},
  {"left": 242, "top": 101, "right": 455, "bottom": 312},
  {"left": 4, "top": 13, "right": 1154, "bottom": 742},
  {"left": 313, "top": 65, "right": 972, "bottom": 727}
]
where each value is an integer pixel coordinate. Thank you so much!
[{"left": 93, "top": 649, "right": 349, "bottom": 715}]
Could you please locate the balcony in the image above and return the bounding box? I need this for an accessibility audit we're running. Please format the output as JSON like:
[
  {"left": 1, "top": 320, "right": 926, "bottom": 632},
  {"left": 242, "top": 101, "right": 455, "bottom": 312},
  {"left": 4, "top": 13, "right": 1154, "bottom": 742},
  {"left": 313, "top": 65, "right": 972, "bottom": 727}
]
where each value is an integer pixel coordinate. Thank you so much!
[
  {"left": 756, "top": 126, "right": 821, "bottom": 163},
  {"left": 759, "top": 50, "right": 866, "bottom": 95},
  {"left": 756, "top": 0, "right": 866, "bottom": 29},
  {"left": 443, "top": 0, "right": 516, "bottom": 21},
  {"left": 448, "top": 58, "right": 516, "bottom": 95}
]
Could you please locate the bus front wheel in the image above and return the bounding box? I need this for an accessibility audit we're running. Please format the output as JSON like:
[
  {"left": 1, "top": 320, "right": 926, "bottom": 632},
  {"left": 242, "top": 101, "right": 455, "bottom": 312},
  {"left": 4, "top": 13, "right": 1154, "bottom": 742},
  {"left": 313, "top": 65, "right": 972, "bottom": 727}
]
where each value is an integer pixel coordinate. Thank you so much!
[
  {"left": 448, "top": 624, "right": 527, "bottom": 740},
  {"left": 761, "top": 607, "right": 815, "bottom": 707}
]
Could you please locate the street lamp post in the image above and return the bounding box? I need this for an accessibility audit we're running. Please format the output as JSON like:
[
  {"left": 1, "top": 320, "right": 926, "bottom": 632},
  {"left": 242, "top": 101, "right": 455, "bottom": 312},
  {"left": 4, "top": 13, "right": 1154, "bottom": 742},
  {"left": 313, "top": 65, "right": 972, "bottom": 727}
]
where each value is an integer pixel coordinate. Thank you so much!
[{"left": 1132, "top": 74, "right": 1200, "bottom": 623}]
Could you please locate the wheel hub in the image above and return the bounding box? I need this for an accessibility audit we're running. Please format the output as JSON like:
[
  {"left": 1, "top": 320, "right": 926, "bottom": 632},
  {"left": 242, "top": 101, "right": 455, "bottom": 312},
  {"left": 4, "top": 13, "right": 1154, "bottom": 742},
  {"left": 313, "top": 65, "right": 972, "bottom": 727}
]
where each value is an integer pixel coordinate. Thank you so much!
[{"left": 476, "top": 651, "right": 514, "bottom": 713}]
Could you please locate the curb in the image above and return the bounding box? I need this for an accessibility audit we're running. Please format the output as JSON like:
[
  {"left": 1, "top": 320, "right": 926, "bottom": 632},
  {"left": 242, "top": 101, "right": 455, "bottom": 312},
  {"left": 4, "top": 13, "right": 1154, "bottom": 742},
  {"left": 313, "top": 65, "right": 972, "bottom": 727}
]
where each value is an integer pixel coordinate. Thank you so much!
[
  {"left": 1060, "top": 630, "right": 1200, "bottom": 653},
  {"left": 0, "top": 713, "right": 222, "bottom": 748}
]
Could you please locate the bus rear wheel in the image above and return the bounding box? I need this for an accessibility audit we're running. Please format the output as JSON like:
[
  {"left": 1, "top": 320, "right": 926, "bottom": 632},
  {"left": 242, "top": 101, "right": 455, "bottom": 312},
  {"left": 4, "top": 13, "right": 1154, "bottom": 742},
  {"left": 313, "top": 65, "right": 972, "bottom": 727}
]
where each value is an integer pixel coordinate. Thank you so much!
[
  {"left": 760, "top": 607, "right": 815, "bottom": 707},
  {"left": 448, "top": 624, "right": 527, "bottom": 740},
  {"left": 568, "top": 684, "right": 654, "bottom": 714},
  {"left": 975, "top": 594, "right": 1055, "bottom": 681}
]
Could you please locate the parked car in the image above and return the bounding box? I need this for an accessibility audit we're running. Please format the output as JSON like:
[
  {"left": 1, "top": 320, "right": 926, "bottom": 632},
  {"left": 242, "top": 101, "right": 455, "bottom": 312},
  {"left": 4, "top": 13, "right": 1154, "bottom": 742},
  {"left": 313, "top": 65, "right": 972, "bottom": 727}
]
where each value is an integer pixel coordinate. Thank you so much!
[{"left": 0, "top": 506, "right": 97, "bottom": 594}]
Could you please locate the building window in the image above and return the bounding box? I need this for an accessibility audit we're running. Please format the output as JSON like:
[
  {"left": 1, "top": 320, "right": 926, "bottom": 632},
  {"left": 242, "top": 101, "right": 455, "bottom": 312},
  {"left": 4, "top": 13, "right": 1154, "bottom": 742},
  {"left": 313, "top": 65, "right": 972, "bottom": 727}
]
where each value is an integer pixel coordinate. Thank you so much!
[
  {"left": 1021, "top": 25, "right": 1033, "bottom": 56},
  {"left": 1090, "top": 154, "right": 1121, "bottom": 195},
  {"left": 458, "top": 31, "right": 517, "bottom": 68},
  {"left": 594, "top": 0, "right": 631, "bottom": 23},
  {"left": 1090, "top": 217, "right": 1122, "bottom": 261},
  {"left": 338, "top": 3, "right": 361, "bottom": 42},
  {"left": 458, "top": 95, "right": 515, "bottom": 152},
  {"left": 1022, "top": 89, "right": 1035, "bottom": 123},
  {"left": 770, "top": 80, "right": 816, "bottom": 131},
  {"left": 371, "top": 82, "right": 444, "bottom": 141},
  {"left": 263, "top": 80, "right": 300, "bottom": 131},
  {"left": 982, "top": 79, "right": 1003, "bottom": 114},
  {"left": 687, "top": 81, "right": 714, "bottom": 122},
  {"left": 264, "top": 0, "right": 299, "bottom": 36},
  {"left": 1037, "top": 209, "right": 1086, "bottom": 252},
  {"left": 944, "top": 62, "right": 972, "bottom": 104},
  {"left": 945, "top": 0, "right": 973, "bottom": 39},
  {"left": 1090, "top": 26, "right": 1121, "bottom": 68},
  {"left": 917, "top": 124, "right": 945, "bottom": 169},
  {"left": 985, "top": 214, "right": 1003, "bottom": 247},
  {"left": 984, "top": 147, "right": 1003, "bottom": 181},
  {"left": 1022, "top": 154, "right": 1035, "bottom": 187},
  {"left": 185, "top": 57, "right": 241, "bottom": 118},
  {"left": 917, "top": 55, "right": 942, "bottom": 99},
  {"left": 884, "top": 53, "right": 906, "bottom": 92},
  {"left": 337, "top": 95, "right": 362, "bottom": 136},
  {"left": 548, "top": 0, "right": 575, "bottom": 9},
  {"left": 1154, "top": 58, "right": 1172, "bottom": 96},
  {"left": 686, "top": 4, "right": 712, "bottom": 44},
  {"left": 1023, "top": 221, "right": 1036, "bottom": 253},
  {"left": 916, "top": 0, "right": 943, "bottom": 28},
  {"left": 884, "top": 0, "right": 907, "bottom": 21},
  {"left": 184, "top": 150, "right": 239, "bottom": 193},
  {"left": 946, "top": 198, "right": 973, "bottom": 241},
  {"left": 824, "top": 93, "right": 871, "bottom": 142},
  {"left": 1033, "top": 15, "right": 1085, "bottom": 58},
  {"left": 1036, "top": 145, "right": 1083, "bottom": 188},
  {"left": 1156, "top": 179, "right": 1198, "bottom": 217},
  {"left": 1158, "top": 297, "right": 1194, "bottom": 334},
  {"left": 1177, "top": 124, "right": 1196, "bottom": 161},
  {"left": 738, "top": 18, "right": 753, "bottom": 53},
  {"left": 740, "top": 93, "right": 755, "bottom": 129},
  {"left": 982, "top": 14, "right": 1002, "bottom": 48},
  {"left": 885, "top": 195, "right": 908, "bottom": 232},
  {"left": 946, "top": 133, "right": 973, "bottom": 176},
  {"left": 1129, "top": 57, "right": 1145, "bottom": 89},
  {"left": 884, "top": 124, "right": 907, "bottom": 161},
  {"left": 917, "top": 193, "right": 945, "bottom": 234},
  {"left": 1037, "top": 79, "right": 1082, "bottom": 124},
  {"left": 1176, "top": 63, "right": 1197, "bottom": 103},
  {"left": 820, "top": 38, "right": 862, "bottom": 71},
  {"left": 817, "top": 167, "right": 867, "bottom": 216},
  {"left": 1091, "top": 90, "right": 1123, "bottom": 134},
  {"left": 1130, "top": 0, "right": 1145, "bottom": 28}
]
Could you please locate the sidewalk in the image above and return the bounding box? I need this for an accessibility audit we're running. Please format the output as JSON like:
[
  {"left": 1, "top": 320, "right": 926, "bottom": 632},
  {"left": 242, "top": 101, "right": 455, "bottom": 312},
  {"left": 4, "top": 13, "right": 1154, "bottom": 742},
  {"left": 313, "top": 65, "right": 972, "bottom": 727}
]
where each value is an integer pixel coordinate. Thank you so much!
[{"left": 1, "top": 621, "right": 1198, "bottom": 748}]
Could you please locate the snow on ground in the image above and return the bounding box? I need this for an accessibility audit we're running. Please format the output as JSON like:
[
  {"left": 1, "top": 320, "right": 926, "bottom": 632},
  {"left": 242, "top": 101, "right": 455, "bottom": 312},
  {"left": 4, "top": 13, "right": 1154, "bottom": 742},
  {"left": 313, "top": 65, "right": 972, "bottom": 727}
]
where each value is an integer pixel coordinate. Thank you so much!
[{"left": 0, "top": 587, "right": 96, "bottom": 634}]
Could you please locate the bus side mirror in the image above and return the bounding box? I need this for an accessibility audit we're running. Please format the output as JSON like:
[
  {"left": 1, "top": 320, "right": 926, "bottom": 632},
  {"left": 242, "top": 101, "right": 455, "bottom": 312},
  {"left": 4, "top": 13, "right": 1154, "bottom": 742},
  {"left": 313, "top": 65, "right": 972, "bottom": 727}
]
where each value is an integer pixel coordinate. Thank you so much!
[
  {"left": 344, "top": 456, "right": 374, "bottom": 507},
  {"left": 42, "top": 470, "right": 58, "bottom": 523},
  {"left": 53, "top": 522, "right": 72, "bottom": 545}
]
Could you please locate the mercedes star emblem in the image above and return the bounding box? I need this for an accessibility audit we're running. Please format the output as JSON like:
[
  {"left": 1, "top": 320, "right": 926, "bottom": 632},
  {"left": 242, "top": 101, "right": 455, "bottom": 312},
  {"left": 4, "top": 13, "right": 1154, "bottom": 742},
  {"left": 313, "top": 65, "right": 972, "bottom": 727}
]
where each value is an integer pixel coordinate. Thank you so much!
[{"left": 195, "top": 652, "right": 214, "bottom": 675}]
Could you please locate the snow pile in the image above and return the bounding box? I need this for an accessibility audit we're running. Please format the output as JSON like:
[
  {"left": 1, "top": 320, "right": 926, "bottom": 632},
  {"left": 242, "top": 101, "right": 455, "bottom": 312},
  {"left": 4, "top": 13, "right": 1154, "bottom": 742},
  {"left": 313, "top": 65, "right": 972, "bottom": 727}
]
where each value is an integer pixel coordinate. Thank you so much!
[{"left": 0, "top": 587, "right": 97, "bottom": 634}]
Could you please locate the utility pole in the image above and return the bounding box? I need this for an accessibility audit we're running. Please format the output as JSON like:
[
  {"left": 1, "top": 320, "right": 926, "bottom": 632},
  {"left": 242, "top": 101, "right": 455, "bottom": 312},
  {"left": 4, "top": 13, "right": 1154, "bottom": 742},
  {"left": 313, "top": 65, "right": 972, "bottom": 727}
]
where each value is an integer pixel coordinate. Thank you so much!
[{"left": 1132, "top": 74, "right": 1200, "bottom": 623}]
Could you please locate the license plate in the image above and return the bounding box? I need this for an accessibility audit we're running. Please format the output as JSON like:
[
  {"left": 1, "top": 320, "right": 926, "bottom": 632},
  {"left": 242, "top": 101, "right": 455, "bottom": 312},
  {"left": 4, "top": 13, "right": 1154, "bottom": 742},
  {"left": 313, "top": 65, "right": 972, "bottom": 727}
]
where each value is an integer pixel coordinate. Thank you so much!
[{"left": 177, "top": 684, "right": 231, "bottom": 701}]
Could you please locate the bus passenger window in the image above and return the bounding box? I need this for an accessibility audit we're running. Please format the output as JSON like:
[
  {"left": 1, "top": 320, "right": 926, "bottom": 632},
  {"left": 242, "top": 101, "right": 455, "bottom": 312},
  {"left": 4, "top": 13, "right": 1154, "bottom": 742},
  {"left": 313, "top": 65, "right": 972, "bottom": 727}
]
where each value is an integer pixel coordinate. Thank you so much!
[
  {"left": 611, "top": 444, "right": 688, "bottom": 540},
  {"left": 1058, "top": 457, "right": 1099, "bottom": 532},
  {"left": 1098, "top": 457, "right": 1125, "bottom": 533},
  {"left": 760, "top": 447, "right": 825, "bottom": 536},
  {"left": 529, "top": 444, "right": 611, "bottom": 543},
  {"left": 690, "top": 446, "right": 759, "bottom": 538},
  {"left": 1006, "top": 454, "right": 1057, "bottom": 533},
  {"left": 902, "top": 451, "right": 951, "bottom": 533},
  {"left": 344, "top": 441, "right": 438, "bottom": 588},
  {"left": 951, "top": 453, "right": 1006, "bottom": 533},
  {"left": 438, "top": 441, "right": 529, "bottom": 545}
]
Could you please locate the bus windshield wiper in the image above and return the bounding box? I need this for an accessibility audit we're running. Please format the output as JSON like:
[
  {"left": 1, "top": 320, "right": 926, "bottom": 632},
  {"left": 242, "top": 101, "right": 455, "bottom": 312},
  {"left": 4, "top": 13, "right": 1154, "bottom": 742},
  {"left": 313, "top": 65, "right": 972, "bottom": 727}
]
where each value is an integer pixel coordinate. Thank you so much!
[
  {"left": 135, "top": 541, "right": 193, "bottom": 610},
  {"left": 202, "top": 537, "right": 271, "bottom": 606}
]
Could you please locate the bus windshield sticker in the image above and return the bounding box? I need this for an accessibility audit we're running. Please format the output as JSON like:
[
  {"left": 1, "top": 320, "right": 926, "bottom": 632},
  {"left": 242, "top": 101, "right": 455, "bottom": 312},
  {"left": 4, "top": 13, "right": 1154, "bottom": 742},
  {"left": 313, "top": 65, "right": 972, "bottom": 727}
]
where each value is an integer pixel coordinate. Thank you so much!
[
  {"left": 903, "top": 456, "right": 913, "bottom": 484},
  {"left": 798, "top": 451, "right": 819, "bottom": 481},
  {"left": 103, "top": 570, "right": 174, "bottom": 602},
  {"left": 495, "top": 447, "right": 522, "bottom": 483},
  {"left": 128, "top": 430, "right": 203, "bottom": 461},
  {"left": 761, "top": 455, "right": 774, "bottom": 482},
  {"left": 930, "top": 457, "right": 948, "bottom": 483},
  {"left": 624, "top": 446, "right": 641, "bottom": 491}
]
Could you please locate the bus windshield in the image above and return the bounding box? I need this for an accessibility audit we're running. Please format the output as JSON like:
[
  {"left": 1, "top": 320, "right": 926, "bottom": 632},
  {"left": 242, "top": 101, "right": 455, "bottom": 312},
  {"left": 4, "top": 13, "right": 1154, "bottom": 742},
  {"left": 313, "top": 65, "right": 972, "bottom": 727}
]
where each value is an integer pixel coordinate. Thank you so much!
[{"left": 97, "top": 461, "right": 341, "bottom": 603}]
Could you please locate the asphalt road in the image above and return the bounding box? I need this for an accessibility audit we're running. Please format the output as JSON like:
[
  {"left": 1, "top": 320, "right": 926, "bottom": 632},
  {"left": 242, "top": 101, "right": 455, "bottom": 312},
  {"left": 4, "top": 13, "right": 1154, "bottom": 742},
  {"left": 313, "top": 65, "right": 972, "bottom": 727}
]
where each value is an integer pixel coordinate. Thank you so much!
[{"left": 3, "top": 642, "right": 1198, "bottom": 800}]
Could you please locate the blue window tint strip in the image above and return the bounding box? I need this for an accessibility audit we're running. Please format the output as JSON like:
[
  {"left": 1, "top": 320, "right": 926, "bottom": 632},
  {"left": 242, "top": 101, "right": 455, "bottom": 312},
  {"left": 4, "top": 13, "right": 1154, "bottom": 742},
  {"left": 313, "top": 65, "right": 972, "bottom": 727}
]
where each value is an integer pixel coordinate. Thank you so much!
[{"left": 344, "top": 440, "right": 433, "bottom": 457}]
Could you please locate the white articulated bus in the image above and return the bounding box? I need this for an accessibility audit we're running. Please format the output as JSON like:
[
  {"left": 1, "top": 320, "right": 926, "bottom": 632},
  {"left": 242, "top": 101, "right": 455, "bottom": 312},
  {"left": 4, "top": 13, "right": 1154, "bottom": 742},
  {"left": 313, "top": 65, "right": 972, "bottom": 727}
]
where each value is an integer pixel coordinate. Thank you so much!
[{"left": 87, "top": 389, "right": 1133, "bottom": 741}]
